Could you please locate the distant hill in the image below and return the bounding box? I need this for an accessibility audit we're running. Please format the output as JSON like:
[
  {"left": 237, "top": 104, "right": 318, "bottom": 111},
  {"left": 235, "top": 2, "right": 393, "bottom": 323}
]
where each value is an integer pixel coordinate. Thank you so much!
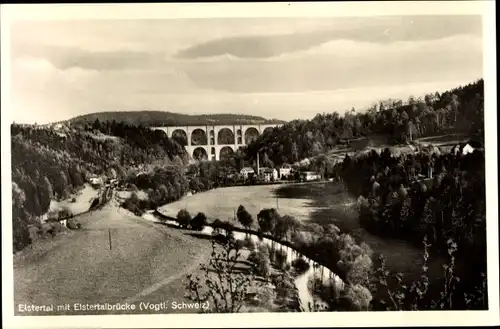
[{"left": 68, "top": 111, "right": 285, "bottom": 126}]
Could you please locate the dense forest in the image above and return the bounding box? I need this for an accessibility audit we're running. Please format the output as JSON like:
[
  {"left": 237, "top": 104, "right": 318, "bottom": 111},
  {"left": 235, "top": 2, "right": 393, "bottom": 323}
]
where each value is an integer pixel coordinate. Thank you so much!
[
  {"left": 10, "top": 123, "right": 187, "bottom": 252},
  {"left": 68, "top": 111, "right": 284, "bottom": 127},
  {"left": 243, "top": 79, "right": 484, "bottom": 166},
  {"left": 338, "top": 148, "right": 487, "bottom": 310}
]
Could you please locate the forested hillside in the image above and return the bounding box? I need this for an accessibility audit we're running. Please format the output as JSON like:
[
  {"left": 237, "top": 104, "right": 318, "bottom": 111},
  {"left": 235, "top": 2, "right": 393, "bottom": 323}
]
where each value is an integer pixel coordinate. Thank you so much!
[
  {"left": 68, "top": 111, "right": 284, "bottom": 127},
  {"left": 244, "top": 79, "right": 484, "bottom": 166},
  {"left": 10, "top": 123, "right": 187, "bottom": 252},
  {"left": 338, "top": 148, "right": 487, "bottom": 310}
]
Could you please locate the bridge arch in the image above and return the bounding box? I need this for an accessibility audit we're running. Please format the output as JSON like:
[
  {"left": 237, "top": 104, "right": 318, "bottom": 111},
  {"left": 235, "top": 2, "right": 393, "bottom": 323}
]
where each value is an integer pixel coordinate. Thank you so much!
[
  {"left": 262, "top": 127, "right": 274, "bottom": 135},
  {"left": 171, "top": 129, "right": 188, "bottom": 145},
  {"left": 217, "top": 128, "right": 235, "bottom": 145},
  {"left": 191, "top": 129, "right": 207, "bottom": 146},
  {"left": 192, "top": 147, "right": 208, "bottom": 161},
  {"left": 152, "top": 124, "right": 281, "bottom": 161},
  {"left": 219, "top": 146, "right": 235, "bottom": 161},
  {"left": 245, "top": 127, "right": 259, "bottom": 144}
]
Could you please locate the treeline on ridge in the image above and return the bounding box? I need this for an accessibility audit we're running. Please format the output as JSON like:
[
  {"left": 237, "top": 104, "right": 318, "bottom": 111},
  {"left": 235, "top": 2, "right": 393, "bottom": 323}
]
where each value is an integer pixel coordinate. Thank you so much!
[
  {"left": 243, "top": 79, "right": 484, "bottom": 167},
  {"left": 69, "top": 111, "right": 285, "bottom": 127}
]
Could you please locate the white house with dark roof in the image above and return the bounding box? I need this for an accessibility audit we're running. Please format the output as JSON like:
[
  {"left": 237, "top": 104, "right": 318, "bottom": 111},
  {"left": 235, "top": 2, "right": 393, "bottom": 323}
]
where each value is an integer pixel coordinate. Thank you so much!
[
  {"left": 259, "top": 167, "right": 278, "bottom": 182},
  {"left": 452, "top": 142, "right": 477, "bottom": 156},
  {"left": 240, "top": 167, "right": 255, "bottom": 179}
]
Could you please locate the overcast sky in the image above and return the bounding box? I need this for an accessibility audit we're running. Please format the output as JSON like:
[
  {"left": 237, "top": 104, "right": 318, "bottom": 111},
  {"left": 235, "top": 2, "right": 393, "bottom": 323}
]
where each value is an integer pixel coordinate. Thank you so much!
[{"left": 9, "top": 16, "right": 483, "bottom": 124}]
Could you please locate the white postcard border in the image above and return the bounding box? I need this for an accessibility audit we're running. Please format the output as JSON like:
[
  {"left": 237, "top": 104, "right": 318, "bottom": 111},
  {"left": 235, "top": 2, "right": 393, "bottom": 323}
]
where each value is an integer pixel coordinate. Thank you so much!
[{"left": 1, "top": 2, "right": 498, "bottom": 328}]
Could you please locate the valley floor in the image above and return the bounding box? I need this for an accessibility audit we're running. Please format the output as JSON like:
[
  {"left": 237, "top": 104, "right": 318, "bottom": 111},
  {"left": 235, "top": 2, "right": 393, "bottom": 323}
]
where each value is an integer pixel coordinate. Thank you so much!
[
  {"left": 159, "top": 181, "right": 446, "bottom": 282},
  {"left": 13, "top": 176, "right": 452, "bottom": 315}
]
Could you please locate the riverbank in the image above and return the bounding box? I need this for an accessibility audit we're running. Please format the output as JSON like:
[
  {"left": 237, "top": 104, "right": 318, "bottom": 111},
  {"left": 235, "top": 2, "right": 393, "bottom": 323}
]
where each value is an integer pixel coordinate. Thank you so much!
[
  {"left": 152, "top": 208, "right": 344, "bottom": 312},
  {"left": 275, "top": 181, "right": 446, "bottom": 282},
  {"left": 154, "top": 179, "right": 448, "bottom": 310}
]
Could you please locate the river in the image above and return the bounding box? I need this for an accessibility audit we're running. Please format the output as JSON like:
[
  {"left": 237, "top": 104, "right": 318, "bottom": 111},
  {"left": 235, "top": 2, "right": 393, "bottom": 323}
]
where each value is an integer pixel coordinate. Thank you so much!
[{"left": 141, "top": 211, "right": 345, "bottom": 312}]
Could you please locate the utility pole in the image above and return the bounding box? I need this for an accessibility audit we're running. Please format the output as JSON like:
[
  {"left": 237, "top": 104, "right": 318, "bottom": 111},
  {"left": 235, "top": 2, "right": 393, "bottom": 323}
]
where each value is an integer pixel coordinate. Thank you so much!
[
  {"left": 108, "top": 228, "right": 112, "bottom": 250},
  {"left": 257, "top": 152, "right": 260, "bottom": 176},
  {"left": 276, "top": 197, "right": 279, "bottom": 210}
]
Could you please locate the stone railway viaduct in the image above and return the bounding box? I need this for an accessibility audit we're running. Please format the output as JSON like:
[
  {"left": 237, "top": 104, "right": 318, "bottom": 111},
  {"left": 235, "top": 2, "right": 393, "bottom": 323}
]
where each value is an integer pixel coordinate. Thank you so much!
[{"left": 152, "top": 123, "right": 280, "bottom": 161}]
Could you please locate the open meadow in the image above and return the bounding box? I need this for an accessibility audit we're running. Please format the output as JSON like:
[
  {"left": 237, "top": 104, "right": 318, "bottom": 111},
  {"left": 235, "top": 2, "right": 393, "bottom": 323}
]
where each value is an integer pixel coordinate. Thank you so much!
[
  {"left": 48, "top": 184, "right": 98, "bottom": 215},
  {"left": 158, "top": 184, "right": 314, "bottom": 225},
  {"left": 13, "top": 201, "right": 212, "bottom": 315}
]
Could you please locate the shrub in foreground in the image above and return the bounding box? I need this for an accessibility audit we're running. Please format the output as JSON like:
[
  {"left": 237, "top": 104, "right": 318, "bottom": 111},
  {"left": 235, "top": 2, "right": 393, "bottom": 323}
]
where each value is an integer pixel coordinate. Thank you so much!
[
  {"left": 122, "top": 192, "right": 144, "bottom": 216},
  {"left": 291, "top": 257, "right": 310, "bottom": 274},
  {"left": 191, "top": 212, "right": 207, "bottom": 231},
  {"left": 177, "top": 209, "right": 192, "bottom": 228}
]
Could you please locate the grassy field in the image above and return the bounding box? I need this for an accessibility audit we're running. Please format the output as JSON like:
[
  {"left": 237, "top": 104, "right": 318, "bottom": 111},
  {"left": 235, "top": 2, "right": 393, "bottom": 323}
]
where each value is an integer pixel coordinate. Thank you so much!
[
  {"left": 115, "top": 190, "right": 148, "bottom": 201},
  {"left": 48, "top": 184, "right": 98, "bottom": 215},
  {"left": 321, "top": 133, "right": 468, "bottom": 165},
  {"left": 13, "top": 202, "right": 212, "bottom": 316},
  {"left": 14, "top": 197, "right": 290, "bottom": 315},
  {"left": 415, "top": 133, "right": 468, "bottom": 144},
  {"left": 158, "top": 184, "right": 315, "bottom": 228}
]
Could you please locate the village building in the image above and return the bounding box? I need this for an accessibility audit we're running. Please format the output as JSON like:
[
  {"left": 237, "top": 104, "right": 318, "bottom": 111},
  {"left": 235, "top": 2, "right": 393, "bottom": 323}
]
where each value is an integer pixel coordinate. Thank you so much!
[
  {"left": 240, "top": 167, "right": 255, "bottom": 179},
  {"left": 88, "top": 175, "right": 103, "bottom": 187},
  {"left": 461, "top": 143, "right": 475, "bottom": 155},
  {"left": 452, "top": 141, "right": 480, "bottom": 156},
  {"left": 279, "top": 164, "right": 293, "bottom": 179},
  {"left": 300, "top": 171, "right": 321, "bottom": 181},
  {"left": 259, "top": 167, "right": 278, "bottom": 182}
]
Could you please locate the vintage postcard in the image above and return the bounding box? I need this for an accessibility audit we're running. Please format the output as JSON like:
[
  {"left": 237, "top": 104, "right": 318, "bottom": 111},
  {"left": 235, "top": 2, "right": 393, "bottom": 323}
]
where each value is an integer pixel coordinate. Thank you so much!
[{"left": 1, "top": 2, "right": 498, "bottom": 328}]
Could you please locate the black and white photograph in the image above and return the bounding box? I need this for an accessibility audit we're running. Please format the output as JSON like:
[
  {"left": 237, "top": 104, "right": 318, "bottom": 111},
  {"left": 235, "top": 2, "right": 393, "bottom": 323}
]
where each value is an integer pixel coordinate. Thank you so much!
[{"left": 1, "top": 2, "right": 498, "bottom": 328}]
